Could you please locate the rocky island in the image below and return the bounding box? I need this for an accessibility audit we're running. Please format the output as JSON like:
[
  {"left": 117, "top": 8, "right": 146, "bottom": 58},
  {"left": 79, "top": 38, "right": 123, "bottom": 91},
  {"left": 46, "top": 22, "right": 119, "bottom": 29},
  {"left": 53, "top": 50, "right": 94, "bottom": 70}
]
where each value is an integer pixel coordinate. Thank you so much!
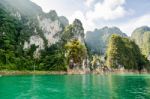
[{"left": 0, "top": 0, "right": 149, "bottom": 75}]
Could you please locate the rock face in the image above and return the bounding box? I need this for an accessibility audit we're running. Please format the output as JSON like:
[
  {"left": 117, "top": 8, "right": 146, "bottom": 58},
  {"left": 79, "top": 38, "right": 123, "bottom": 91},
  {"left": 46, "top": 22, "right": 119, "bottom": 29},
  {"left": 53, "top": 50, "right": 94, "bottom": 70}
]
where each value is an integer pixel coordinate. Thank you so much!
[
  {"left": 148, "top": 55, "right": 150, "bottom": 61},
  {"left": 131, "top": 26, "right": 150, "bottom": 57},
  {"left": 85, "top": 26, "right": 127, "bottom": 55},
  {"left": 69, "top": 19, "right": 85, "bottom": 43},
  {"left": 0, "top": 0, "right": 69, "bottom": 57},
  {"left": 37, "top": 11, "right": 68, "bottom": 46},
  {"left": 61, "top": 19, "right": 85, "bottom": 44},
  {"left": 61, "top": 19, "right": 88, "bottom": 69},
  {"left": 72, "top": 19, "right": 85, "bottom": 43},
  {"left": 24, "top": 35, "right": 44, "bottom": 58}
]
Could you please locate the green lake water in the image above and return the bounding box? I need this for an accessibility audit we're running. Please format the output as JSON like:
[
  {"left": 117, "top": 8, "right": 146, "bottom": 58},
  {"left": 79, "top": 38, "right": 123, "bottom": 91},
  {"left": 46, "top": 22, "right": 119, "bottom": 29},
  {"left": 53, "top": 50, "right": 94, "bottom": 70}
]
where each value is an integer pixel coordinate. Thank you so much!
[{"left": 0, "top": 74, "right": 150, "bottom": 99}]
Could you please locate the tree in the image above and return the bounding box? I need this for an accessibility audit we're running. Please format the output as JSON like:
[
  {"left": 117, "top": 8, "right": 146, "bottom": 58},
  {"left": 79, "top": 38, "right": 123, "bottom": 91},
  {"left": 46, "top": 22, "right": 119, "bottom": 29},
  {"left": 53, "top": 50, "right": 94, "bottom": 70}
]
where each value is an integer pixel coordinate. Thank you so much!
[
  {"left": 39, "top": 43, "right": 67, "bottom": 71},
  {"left": 65, "top": 39, "right": 87, "bottom": 69}
]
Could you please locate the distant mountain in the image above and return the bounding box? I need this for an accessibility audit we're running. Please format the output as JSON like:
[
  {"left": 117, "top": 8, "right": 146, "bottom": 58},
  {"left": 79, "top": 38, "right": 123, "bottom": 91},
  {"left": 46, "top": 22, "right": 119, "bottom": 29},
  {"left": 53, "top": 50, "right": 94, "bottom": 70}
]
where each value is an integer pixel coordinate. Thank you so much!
[
  {"left": 131, "top": 26, "right": 150, "bottom": 57},
  {"left": 85, "top": 26, "right": 127, "bottom": 55}
]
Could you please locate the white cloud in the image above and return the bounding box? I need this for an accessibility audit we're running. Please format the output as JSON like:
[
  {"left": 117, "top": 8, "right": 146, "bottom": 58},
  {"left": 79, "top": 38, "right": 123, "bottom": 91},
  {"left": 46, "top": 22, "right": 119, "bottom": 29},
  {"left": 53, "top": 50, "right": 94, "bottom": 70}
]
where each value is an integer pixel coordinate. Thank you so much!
[
  {"left": 86, "top": 0, "right": 127, "bottom": 21},
  {"left": 84, "top": 0, "right": 94, "bottom": 7},
  {"left": 119, "top": 14, "right": 150, "bottom": 36},
  {"left": 69, "top": 0, "right": 130, "bottom": 32},
  {"left": 69, "top": 11, "right": 96, "bottom": 32}
]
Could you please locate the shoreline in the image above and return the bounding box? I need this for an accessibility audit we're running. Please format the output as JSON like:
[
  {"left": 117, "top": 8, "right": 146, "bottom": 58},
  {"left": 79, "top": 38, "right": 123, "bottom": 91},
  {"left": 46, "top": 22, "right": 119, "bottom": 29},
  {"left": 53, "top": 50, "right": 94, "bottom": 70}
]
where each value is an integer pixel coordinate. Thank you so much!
[
  {"left": 0, "top": 70, "right": 67, "bottom": 76},
  {"left": 0, "top": 69, "right": 150, "bottom": 76}
]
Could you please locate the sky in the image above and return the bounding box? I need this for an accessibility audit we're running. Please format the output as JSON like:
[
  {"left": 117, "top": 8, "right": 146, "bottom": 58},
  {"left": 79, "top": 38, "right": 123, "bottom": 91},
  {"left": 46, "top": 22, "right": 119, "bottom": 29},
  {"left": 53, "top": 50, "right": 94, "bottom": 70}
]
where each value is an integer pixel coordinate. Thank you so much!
[{"left": 31, "top": 0, "right": 150, "bottom": 36}]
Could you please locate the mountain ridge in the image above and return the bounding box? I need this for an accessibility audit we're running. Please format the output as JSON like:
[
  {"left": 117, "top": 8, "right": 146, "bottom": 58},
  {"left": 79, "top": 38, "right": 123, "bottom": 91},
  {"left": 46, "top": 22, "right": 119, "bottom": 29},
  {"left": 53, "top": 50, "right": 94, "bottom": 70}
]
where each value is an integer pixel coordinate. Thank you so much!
[
  {"left": 85, "top": 26, "right": 127, "bottom": 55},
  {"left": 131, "top": 26, "right": 150, "bottom": 57}
]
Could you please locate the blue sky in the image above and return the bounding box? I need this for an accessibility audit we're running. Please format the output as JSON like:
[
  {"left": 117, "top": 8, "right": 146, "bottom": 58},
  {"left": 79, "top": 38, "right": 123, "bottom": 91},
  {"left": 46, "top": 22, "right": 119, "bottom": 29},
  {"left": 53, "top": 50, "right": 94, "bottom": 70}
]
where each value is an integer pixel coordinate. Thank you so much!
[{"left": 31, "top": 0, "right": 150, "bottom": 36}]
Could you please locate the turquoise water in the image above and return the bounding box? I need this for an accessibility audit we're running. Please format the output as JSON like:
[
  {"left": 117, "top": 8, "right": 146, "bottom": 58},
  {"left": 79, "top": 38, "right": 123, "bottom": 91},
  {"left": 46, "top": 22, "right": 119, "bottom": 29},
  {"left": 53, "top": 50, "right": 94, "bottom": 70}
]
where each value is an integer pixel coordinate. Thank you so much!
[{"left": 0, "top": 74, "right": 150, "bottom": 99}]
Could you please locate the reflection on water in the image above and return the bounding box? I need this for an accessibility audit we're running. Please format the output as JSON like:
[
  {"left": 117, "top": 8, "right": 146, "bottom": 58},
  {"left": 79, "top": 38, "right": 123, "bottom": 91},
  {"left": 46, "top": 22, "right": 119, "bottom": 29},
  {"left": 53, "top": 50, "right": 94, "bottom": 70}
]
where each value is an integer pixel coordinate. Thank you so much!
[{"left": 0, "top": 74, "right": 150, "bottom": 99}]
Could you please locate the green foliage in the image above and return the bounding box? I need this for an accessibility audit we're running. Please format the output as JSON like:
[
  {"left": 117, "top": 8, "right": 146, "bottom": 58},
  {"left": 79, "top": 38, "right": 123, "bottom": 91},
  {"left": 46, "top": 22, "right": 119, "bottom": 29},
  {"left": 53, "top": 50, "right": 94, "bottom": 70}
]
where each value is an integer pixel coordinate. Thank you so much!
[
  {"left": 65, "top": 39, "right": 87, "bottom": 67},
  {"left": 0, "top": 5, "right": 39, "bottom": 70},
  {"left": 39, "top": 43, "right": 67, "bottom": 71},
  {"left": 106, "top": 34, "right": 147, "bottom": 70}
]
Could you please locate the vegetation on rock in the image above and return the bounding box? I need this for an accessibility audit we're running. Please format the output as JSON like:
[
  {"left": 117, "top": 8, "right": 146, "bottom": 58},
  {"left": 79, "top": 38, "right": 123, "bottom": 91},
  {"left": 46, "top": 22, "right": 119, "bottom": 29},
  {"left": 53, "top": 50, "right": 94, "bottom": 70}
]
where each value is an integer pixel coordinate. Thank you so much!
[
  {"left": 106, "top": 34, "right": 148, "bottom": 71},
  {"left": 0, "top": 0, "right": 149, "bottom": 72},
  {"left": 65, "top": 39, "right": 87, "bottom": 69},
  {"left": 131, "top": 26, "right": 150, "bottom": 57}
]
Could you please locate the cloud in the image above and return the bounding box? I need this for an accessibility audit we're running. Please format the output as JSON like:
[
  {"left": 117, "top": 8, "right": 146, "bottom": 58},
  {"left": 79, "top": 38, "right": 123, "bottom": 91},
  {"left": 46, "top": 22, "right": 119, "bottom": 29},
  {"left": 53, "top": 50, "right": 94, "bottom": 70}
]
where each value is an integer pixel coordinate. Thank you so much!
[
  {"left": 84, "top": 0, "right": 94, "bottom": 7},
  {"left": 86, "top": 0, "right": 127, "bottom": 21},
  {"left": 119, "top": 14, "right": 150, "bottom": 36},
  {"left": 69, "top": 11, "right": 96, "bottom": 32},
  {"left": 69, "top": 0, "right": 130, "bottom": 32}
]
